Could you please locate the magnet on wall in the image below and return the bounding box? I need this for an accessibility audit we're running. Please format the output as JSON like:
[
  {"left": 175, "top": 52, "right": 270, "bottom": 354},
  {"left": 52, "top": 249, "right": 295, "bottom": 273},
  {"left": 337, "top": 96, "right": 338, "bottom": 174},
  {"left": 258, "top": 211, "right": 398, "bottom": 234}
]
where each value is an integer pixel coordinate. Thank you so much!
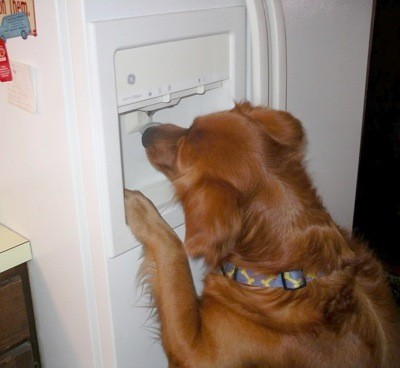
[
  {"left": 0, "top": 0, "right": 38, "bottom": 41},
  {"left": 0, "top": 13, "right": 30, "bottom": 41},
  {"left": 0, "top": 38, "right": 12, "bottom": 82}
]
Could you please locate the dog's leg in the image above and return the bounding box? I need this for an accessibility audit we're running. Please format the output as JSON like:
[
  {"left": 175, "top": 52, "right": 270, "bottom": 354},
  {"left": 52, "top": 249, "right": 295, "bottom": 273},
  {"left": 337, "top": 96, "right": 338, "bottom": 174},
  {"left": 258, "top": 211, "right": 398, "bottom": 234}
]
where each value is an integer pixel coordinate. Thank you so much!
[{"left": 124, "top": 190, "right": 200, "bottom": 364}]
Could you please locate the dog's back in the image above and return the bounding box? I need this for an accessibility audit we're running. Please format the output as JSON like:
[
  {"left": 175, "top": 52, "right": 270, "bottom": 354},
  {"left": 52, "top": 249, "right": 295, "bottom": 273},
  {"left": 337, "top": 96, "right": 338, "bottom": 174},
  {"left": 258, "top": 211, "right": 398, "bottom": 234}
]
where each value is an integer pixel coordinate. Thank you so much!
[{"left": 126, "top": 103, "right": 400, "bottom": 367}]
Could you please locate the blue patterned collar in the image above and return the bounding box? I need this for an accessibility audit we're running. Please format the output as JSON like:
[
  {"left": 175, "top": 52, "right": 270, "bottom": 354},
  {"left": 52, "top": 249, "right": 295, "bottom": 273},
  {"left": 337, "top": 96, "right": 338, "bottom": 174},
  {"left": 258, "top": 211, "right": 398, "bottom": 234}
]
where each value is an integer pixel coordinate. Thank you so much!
[{"left": 222, "top": 263, "right": 317, "bottom": 290}]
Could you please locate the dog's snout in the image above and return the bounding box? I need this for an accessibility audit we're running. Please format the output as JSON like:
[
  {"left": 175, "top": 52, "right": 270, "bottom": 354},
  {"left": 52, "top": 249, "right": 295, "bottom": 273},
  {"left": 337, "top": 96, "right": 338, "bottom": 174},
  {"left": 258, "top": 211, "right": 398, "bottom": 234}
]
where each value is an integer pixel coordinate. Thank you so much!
[
  {"left": 141, "top": 126, "right": 155, "bottom": 147},
  {"left": 141, "top": 123, "right": 162, "bottom": 147}
]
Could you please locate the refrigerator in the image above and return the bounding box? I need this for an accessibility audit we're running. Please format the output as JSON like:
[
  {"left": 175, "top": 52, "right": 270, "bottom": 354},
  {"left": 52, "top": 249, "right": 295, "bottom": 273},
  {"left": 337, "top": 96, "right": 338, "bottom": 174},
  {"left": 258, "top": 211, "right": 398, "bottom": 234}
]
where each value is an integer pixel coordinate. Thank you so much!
[{"left": 0, "top": 0, "right": 373, "bottom": 367}]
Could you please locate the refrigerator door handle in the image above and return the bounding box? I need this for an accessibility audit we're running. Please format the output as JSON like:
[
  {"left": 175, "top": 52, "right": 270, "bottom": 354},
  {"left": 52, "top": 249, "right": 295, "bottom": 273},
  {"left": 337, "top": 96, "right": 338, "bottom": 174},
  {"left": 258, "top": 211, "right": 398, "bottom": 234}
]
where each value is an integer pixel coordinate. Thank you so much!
[
  {"left": 246, "top": 0, "right": 287, "bottom": 110},
  {"left": 246, "top": 0, "right": 269, "bottom": 106}
]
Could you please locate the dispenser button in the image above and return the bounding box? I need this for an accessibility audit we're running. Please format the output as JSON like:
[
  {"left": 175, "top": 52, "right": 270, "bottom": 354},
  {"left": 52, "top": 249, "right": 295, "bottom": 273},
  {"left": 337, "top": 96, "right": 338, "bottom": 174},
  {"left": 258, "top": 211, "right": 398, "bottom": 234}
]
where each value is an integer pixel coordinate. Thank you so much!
[
  {"left": 162, "top": 94, "right": 171, "bottom": 103},
  {"left": 197, "top": 85, "right": 205, "bottom": 94}
]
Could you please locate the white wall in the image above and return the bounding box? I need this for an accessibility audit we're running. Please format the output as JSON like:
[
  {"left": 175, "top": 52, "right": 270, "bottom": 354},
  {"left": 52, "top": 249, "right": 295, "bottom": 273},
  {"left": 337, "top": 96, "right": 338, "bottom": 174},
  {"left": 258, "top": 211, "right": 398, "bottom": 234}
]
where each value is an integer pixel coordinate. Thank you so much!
[
  {"left": 282, "top": 0, "right": 373, "bottom": 228},
  {"left": 0, "top": 1, "right": 101, "bottom": 367}
]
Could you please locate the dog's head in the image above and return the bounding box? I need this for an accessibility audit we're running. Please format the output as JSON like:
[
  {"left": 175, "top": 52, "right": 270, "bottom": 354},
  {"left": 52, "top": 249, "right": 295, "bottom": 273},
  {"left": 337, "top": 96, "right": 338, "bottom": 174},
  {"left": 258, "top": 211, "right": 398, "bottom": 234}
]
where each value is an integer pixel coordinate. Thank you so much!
[{"left": 142, "top": 102, "right": 306, "bottom": 266}]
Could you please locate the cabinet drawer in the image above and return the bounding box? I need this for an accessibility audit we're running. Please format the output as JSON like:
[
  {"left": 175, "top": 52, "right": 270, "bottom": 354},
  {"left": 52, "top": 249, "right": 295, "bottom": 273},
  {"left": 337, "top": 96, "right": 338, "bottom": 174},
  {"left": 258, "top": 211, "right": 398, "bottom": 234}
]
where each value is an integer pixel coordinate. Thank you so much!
[
  {"left": 0, "top": 342, "right": 35, "bottom": 368},
  {"left": 0, "top": 276, "right": 30, "bottom": 353}
]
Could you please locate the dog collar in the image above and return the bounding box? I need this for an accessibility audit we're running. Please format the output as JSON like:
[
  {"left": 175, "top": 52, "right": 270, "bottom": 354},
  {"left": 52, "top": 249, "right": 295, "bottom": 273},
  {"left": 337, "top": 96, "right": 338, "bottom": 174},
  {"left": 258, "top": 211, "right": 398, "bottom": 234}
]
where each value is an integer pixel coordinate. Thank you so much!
[{"left": 222, "top": 263, "right": 317, "bottom": 290}]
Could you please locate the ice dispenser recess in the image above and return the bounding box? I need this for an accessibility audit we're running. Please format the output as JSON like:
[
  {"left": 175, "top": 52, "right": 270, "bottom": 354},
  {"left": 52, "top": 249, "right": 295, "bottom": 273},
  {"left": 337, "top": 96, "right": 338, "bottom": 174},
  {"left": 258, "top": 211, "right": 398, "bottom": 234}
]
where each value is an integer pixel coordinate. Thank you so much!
[
  {"left": 117, "top": 34, "right": 230, "bottom": 212},
  {"left": 89, "top": 7, "right": 246, "bottom": 257}
]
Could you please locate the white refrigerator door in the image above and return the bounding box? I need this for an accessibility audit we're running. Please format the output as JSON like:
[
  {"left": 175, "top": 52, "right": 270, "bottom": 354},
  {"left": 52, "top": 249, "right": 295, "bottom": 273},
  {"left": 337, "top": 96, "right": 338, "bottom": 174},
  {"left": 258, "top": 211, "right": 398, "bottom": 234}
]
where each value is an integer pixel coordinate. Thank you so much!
[{"left": 246, "top": 0, "right": 287, "bottom": 109}]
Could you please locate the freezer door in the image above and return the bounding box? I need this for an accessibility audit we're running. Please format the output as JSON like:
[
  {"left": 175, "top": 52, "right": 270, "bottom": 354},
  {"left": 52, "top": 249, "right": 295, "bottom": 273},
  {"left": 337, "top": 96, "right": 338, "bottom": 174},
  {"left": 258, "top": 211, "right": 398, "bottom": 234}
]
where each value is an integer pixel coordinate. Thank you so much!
[{"left": 246, "top": 0, "right": 287, "bottom": 109}]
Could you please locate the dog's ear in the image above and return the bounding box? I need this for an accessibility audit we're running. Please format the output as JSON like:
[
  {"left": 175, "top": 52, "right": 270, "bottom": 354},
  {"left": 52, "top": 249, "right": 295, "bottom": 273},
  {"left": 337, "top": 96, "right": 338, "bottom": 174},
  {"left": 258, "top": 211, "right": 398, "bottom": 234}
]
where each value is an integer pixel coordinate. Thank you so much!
[
  {"left": 181, "top": 180, "right": 242, "bottom": 266},
  {"left": 234, "top": 102, "right": 304, "bottom": 149}
]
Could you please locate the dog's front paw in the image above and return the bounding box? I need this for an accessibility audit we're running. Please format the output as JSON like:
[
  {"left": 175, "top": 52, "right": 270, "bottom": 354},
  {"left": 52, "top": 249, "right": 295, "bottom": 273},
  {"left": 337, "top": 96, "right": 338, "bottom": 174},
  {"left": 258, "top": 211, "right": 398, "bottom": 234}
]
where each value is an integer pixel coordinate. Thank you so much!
[{"left": 124, "top": 189, "right": 170, "bottom": 245}]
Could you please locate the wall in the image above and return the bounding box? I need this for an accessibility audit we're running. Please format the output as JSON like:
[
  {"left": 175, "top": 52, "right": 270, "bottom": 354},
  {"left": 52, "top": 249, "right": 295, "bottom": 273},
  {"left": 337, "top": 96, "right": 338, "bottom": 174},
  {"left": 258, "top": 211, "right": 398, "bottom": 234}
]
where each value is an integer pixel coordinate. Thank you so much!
[
  {"left": 0, "top": 0, "right": 99, "bottom": 366},
  {"left": 282, "top": 0, "right": 374, "bottom": 228}
]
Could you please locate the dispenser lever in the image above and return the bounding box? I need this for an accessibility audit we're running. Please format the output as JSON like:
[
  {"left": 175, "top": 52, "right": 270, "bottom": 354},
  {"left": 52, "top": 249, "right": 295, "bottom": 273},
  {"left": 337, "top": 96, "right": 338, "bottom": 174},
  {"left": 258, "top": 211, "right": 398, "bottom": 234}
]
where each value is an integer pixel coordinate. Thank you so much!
[{"left": 121, "top": 110, "right": 152, "bottom": 134}]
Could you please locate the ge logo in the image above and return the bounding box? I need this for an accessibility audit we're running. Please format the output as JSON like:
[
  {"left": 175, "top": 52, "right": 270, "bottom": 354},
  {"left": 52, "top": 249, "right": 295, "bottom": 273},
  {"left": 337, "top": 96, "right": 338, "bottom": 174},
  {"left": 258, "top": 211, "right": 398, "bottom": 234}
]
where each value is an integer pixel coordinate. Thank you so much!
[{"left": 127, "top": 74, "right": 136, "bottom": 85}]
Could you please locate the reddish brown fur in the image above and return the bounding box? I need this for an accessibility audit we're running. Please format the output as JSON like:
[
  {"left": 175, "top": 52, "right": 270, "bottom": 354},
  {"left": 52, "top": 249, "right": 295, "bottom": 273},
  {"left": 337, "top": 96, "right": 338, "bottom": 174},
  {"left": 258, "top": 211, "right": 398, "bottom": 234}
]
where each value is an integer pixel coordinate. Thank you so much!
[{"left": 125, "top": 102, "right": 400, "bottom": 367}]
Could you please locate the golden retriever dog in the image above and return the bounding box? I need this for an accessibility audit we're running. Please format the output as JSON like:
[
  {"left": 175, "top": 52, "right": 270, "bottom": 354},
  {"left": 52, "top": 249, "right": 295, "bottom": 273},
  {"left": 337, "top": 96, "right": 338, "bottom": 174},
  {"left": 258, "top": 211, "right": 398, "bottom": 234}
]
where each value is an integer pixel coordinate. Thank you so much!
[{"left": 124, "top": 102, "right": 400, "bottom": 367}]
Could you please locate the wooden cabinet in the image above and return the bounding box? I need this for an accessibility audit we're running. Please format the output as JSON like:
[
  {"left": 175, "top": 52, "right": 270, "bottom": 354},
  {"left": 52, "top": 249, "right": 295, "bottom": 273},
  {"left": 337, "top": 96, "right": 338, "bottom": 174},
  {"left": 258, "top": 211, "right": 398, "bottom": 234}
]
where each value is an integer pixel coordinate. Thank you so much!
[{"left": 0, "top": 263, "right": 41, "bottom": 367}]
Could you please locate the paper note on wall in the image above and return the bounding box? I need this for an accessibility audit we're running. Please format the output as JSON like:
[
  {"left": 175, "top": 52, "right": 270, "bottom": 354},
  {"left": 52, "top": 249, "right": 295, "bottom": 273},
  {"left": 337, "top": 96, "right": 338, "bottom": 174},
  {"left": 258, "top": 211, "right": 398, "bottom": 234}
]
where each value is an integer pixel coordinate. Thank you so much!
[{"left": 7, "top": 60, "right": 37, "bottom": 113}]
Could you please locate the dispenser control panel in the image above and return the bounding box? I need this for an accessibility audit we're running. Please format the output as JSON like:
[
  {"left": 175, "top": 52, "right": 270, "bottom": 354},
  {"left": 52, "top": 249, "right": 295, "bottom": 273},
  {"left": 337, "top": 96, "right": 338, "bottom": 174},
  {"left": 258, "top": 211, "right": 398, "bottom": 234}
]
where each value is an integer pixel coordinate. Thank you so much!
[{"left": 114, "top": 34, "right": 230, "bottom": 111}]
